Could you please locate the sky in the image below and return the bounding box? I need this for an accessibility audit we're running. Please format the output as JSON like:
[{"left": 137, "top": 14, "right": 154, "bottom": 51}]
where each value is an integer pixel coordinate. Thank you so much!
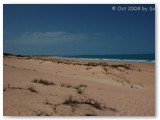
[{"left": 3, "top": 4, "right": 155, "bottom": 55}]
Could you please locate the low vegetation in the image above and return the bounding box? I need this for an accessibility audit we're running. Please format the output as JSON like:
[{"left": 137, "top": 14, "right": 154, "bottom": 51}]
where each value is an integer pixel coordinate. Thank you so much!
[
  {"left": 77, "top": 87, "right": 85, "bottom": 94},
  {"left": 60, "top": 83, "right": 72, "bottom": 88},
  {"left": 3, "top": 84, "right": 23, "bottom": 92},
  {"left": 28, "top": 86, "right": 38, "bottom": 93},
  {"left": 60, "top": 83, "right": 87, "bottom": 94},
  {"left": 74, "top": 84, "right": 87, "bottom": 94},
  {"left": 63, "top": 95, "right": 106, "bottom": 110},
  {"left": 32, "top": 78, "right": 55, "bottom": 86}
]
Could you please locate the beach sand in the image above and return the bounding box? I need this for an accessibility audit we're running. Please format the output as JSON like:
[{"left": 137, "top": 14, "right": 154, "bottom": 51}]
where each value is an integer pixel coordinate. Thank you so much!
[{"left": 3, "top": 55, "right": 155, "bottom": 116}]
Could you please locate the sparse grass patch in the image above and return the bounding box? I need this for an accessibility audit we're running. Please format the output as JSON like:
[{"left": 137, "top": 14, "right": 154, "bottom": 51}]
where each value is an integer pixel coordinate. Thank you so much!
[
  {"left": 60, "top": 83, "right": 87, "bottom": 94},
  {"left": 63, "top": 95, "right": 107, "bottom": 110},
  {"left": 65, "top": 84, "right": 72, "bottom": 88},
  {"left": 60, "top": 83, "right": 72, "bottom": 88},
  {"left": 78, "top": 84, "right": 87, "bottom": 88},
  {"left": 32, "top": 78, "right": 55, "bottom": 86},
  {"left": 86, "top": 67, "right": 92, "bottom": 70},
  {"left": 28, "top": 86, "right": 38, "bottom": 93},
  {"left": 44, "top": 99, "right": 54, "bottom": 106},
  {"left": 77, "top": 87, "right": 85, "bottom": 94},
  {"left": 33, "top": 110, "right": 50, "bottom": 116},
  {"left": 86, "top": 62, "right": 97, "bottom": 67},
  {"left": 63, "top": 95, "right": 77, "bottom": 105},
  {"left": 4, "top": 84, "right": 23, "bottom": 91},
  {"left": 106, "top": 107, "right": 118, "bottom": 112},
  {"left": 74, "top": 84, "right": 87, "bottom": 94},
  {"left": 103, "top": 67, "right": 108, "bottom": 72}
]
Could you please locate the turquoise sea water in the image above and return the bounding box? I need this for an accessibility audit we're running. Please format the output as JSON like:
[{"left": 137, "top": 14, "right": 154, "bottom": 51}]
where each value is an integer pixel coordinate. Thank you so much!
[{"left": 62, "top": 54, "right": 155, "bottom": 63}]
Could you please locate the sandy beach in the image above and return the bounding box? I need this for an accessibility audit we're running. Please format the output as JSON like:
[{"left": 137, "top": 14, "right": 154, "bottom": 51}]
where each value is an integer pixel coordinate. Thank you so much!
[{"left": 3, "top": 55, "right": 155, "bottom": 116}]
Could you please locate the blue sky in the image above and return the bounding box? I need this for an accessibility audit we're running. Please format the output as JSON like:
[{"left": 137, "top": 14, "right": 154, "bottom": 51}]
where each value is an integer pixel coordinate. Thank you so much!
[{"left": 3, "top": 4, "right": 155, "bottom": 55}]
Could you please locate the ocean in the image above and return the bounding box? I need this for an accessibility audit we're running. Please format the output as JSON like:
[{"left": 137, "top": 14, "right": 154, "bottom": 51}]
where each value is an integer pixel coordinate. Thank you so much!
[{"left": 62, "top": 54, "right": 155, "bottom": 63}]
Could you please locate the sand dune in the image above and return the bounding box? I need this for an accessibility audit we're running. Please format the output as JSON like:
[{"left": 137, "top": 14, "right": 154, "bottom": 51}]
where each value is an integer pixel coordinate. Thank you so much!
[{"left": 3, "top": 55, "right": 155, "bottom": 116}]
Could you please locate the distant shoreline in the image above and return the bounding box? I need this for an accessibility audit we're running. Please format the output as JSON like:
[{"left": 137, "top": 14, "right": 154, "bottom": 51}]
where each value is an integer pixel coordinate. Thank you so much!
[
  {"left": 3, "top": 53, "right": 155, "bottom": 65},
  {"left": 56, "top": 56, "right": 155, "bottom": 63},
  {"left": 3, "top": 53, "right": 155, "bottom": 63}
]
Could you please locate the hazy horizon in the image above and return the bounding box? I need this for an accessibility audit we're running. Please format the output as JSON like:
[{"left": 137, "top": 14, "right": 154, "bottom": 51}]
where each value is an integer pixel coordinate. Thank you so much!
[{"left": 3, "top": 52, "right": 155, "bottom": 56}]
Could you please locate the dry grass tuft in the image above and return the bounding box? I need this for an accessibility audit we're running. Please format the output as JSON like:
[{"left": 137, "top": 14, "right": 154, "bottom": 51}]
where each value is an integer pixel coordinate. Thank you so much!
[
  {"left": 60, "top": 83, "right": 72, "bottom": 88},
  {"left": 32, "top": 78, "right": 55, "bottom": 86},
  {"left": 63, "top": 95, "right": 107, "bottom": 110},
  {"left": 74, "top": 84, "right": 87, "bottom": 94},
  {"left": 77, "top": 87, "right": 85, "bottom": 94},
  {"left": 28, "top": 86, "right": 38, "bottom": 93}
]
